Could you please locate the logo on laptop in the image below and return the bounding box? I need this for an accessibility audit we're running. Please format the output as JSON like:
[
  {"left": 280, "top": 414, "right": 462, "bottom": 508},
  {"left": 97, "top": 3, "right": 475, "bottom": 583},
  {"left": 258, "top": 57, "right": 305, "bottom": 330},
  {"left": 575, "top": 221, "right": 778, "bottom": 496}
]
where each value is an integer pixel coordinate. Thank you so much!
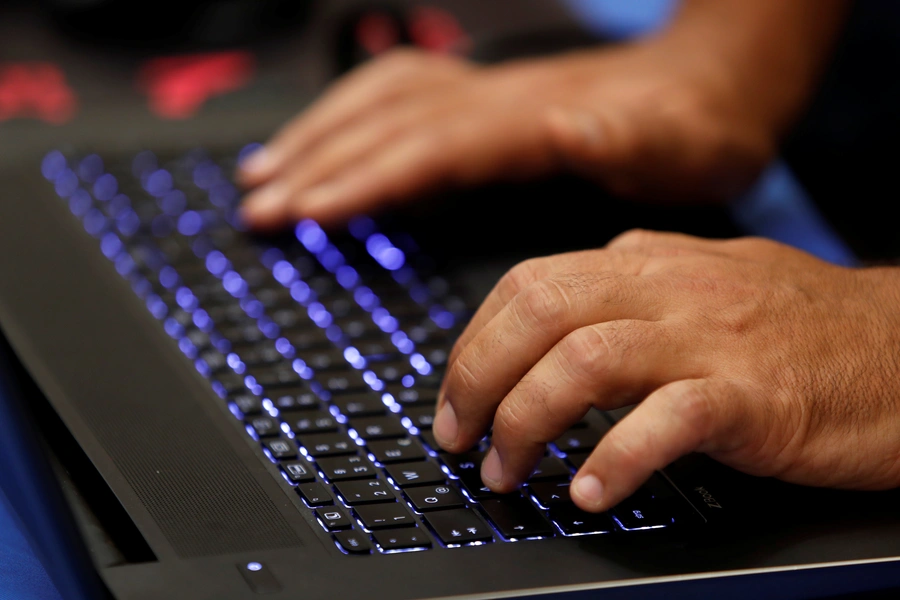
[{"left": 694, "top": 487, "right": 723, "bottom": 509}]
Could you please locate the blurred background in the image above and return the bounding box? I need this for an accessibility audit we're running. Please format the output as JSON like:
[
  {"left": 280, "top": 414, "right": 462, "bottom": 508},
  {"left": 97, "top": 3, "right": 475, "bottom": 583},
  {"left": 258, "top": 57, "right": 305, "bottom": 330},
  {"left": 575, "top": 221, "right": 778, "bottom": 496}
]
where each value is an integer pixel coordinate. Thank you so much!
[
  {"left": 1, "top": 3, "right": 900, "bottom": 596},
  {"left": 1, "top": 0, "right": 899, "bottom": 261}
]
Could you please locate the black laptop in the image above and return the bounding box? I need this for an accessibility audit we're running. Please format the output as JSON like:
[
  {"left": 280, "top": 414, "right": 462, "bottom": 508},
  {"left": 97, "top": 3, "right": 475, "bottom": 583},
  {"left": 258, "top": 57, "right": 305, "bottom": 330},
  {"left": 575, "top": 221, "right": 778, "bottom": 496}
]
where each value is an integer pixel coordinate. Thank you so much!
[{"left": 1, "top": 146, "right": 900, "bottom": 600}]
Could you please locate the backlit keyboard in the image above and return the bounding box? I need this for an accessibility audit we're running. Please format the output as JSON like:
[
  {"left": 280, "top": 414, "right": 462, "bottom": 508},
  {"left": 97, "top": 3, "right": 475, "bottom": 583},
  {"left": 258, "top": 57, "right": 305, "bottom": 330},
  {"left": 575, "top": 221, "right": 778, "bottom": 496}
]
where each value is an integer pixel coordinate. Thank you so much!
[{"left": 40, "top": 147, "right": 699, "bottom": 556}]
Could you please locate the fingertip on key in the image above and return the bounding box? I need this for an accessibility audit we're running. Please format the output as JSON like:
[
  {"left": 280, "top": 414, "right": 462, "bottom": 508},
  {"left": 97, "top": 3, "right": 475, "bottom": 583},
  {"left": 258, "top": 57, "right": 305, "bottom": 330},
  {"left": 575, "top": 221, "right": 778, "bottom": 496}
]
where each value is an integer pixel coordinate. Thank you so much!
[
  {"left": 572, "top": 473, "right": 605, "bottom": 511},
  {"left": 433, "top": 400, "right": 458, "bottom": 450}
]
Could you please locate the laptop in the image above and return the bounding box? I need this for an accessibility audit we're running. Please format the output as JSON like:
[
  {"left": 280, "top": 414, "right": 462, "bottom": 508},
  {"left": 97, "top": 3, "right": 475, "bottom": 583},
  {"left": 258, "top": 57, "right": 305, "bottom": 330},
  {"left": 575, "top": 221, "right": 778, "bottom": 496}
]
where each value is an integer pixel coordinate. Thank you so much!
[{"left": 1, "top": 146, "right": 900, "bottom": 600}]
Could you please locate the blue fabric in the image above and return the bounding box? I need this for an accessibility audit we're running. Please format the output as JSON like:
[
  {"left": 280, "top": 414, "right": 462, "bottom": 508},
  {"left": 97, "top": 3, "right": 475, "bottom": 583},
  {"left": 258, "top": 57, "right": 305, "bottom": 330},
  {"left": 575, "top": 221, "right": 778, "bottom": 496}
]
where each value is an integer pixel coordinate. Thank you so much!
[{"left": 0, "top": 489, "right": 61, "bottom": 600}]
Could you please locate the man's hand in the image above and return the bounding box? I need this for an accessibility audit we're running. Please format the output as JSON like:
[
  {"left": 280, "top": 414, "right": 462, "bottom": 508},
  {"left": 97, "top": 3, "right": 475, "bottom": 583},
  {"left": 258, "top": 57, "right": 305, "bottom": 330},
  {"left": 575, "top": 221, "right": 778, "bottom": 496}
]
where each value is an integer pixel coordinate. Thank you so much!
[
  {"left": 236, "top": 41, "right": 776, "bottom": 229},
  {"left": 432, "top": 230, "right": 900, "bottom": 513}
]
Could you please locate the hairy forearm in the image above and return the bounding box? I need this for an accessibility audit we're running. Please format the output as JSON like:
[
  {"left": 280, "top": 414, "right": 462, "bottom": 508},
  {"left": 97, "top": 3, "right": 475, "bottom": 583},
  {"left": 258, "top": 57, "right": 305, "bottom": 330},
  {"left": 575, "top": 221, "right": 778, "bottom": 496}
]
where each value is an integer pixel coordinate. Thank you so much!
[{"left": 658, "top": 0, "right": 850, "bottom": 135}]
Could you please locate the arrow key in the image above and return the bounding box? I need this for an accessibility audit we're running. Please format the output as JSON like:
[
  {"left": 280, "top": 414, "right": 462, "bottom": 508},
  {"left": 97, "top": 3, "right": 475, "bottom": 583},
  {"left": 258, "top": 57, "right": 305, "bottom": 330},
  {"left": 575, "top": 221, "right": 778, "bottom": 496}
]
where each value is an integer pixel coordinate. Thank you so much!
[
  {"left": 528, "top": 481, "right": 572, "bottom": 508},
  {"left": 549, "top": 503, "right": 614, "bottom": 536},
  {"left": 424, "top": 509, "right": 493, "bottom": 545},
  {"left": 480, "top": 495, "right": 554, "bottom": 539}
]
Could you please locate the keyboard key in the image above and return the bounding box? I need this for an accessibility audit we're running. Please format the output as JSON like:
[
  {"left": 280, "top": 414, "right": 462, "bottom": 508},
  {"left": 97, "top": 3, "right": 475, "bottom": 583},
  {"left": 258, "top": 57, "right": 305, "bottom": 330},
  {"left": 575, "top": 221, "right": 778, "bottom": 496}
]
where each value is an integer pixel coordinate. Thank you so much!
[
  {"left": 355, "top": 340, "right": 399, "bottom": 359},
  {"left": 231, "top": 394, "right": 262, "bottom": 416},
  {"left": 333, "top": 530, "right": 372, "bottom": 554},
  {"left": 249, "top": 365, "right": 301, "bottom": 388},
  {"left": 418, "top": 430, "right": 441, "bottom": 452},
  {"left": 611, "top": 498, "right": 672, "bottom": 530},
  {"left": 385, "top": 387, "right": 436, "bottom": 406},
  {"left": 220, "top": 323, "right": 265, "bottom": 345},
  {"left": 335, "top": 479, "right": 396, "bottom": 505},
  {"left": 402, "top": 405, "right": 435, "bottom": 429},
  {"left": 441, "top": 451, "right": 485, "bottom": 476},
  {"left": 528, "top": 482, "right": 571, "bottom": 508},
  {"left": 281, "top": 459, "right": 316, "bottom": 483},
  {"left": 298, "top": 432, "right": 357, "bottom": 457},
  {"left": 384, "top": 461, "right": 446, "bottom": 488},
  {"left": 316, "top": 455, "right": 377, "bottom": 481},
  {"left": 549, "top": 504, "right": 614, "bottom": 536},
  {"left": 528, "top": 456, "right": 571, "bottom": 482},
  {"left": 368, "top": 360, "right": 414, "bottom": 382},
  {"left": 368, "top": 437, "right": 426, "bottom": 463},
  {"left": 305, "top": 348, "right": 351, "bottom": 371},
  {"left": 373, "top": 528, "right": 432, "bottom": 552},
  {"left": 348, "top": 415, "right": 407, "bottom": 440},
  {"left": 554, "top": 429, "right": 605, "bottom": 454},
  {"left": 566, "top": 454, "right": 589, "bottom": 470},
  {"left": 424, "top": 509, "right": 493, "bottom": 545},
  {"left": 480, "top": 496, "right": 554, "bottom": 539},
  {"left": 405, "top": 484, "right": 466, "bottom": 512},
  {"left": 215, "top": 371, "right": 248, "bottom": 394},
  {"left": 288, "top": 410, "right": 339, "bottom": 434},
  {"left": 315, "top": 507, "right": 353, "bottom": 531},
  {"left": 200, "top": 349, "right": 228, "bottom": 372},
  {"left": 297, "top": 483, "right": 333, "bottom": 507},
  {"left": 262, "top": 438, "right": 296, "bottom": 460},
  {"left": 270, "top": 390, "right": 320, "bottom": 412},
  {"left": 333, "top": 394, "right": 388, "bottom": 417},
  {"left": 457, "top": 470, "right": 498, "bottom": 500},
  {"left": 321, "top": 370, "right": 369, "bottom": 394},
  {"left": 248, "top": 416, "right": 280, "bottom": 438},
  {"left": 240, "top": 343, "right": 283, "bottom": 367},
  {"left": 355, "top": 503, "right": 416, "bottom": 530}
]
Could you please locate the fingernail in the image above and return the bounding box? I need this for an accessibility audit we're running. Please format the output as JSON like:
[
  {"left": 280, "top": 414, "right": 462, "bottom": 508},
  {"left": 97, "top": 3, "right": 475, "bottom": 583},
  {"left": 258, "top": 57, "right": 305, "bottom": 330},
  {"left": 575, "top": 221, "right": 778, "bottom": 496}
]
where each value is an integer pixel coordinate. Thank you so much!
[
  {"left": 433, "top": 400, "right": 458, "bottom": 448},
  {"left": 481, "top": 446, "right": 502, "bottom": 487},
  {"left": 572, "top": 474, "right": 604, "bottom": 508},
  {"left": 239, "top": 147, "right": 273, "bottom": 175}
]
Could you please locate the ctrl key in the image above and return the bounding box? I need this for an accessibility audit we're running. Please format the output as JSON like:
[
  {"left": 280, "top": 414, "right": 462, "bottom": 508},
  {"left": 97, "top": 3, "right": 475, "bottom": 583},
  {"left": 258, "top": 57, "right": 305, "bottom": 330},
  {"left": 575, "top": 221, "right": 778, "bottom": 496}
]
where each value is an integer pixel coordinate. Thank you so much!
[
  {"left": 334, "top": 530, "right": 372, "bottom": 555},
  {"left": 373, "top": 528, "right": 433, "bottom": 553}
]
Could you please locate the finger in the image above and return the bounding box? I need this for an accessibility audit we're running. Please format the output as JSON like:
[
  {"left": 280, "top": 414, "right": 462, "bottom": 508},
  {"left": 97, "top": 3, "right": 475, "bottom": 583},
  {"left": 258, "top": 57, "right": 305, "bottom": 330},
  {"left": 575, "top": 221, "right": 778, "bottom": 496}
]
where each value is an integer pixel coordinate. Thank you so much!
[
  {"left": 436, "top": 269, "right": 668, "bottom": 453},
  {"left": 241, "top": 101, "right": 440, "bottom": 228},
  {"left": 482, "top": 320, "right": 700, "bottom": 493},
  {"left": 447, "top": 247, "right": 657, "bottom": 369},
  {"left": 238, "top": 50, "right": 468, "bottom": 185},
  {"left": 285, "top": 108, "right": 554, "bottom": 228},
  {"left": 570, "top": 378, "right": 759, "bottom": 513}
]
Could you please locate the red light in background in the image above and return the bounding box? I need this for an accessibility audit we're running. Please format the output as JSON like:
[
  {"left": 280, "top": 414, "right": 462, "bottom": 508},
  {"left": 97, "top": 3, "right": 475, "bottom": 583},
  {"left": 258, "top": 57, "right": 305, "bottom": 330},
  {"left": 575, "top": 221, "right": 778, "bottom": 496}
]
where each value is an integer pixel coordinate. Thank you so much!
[
  {"left": 138, "top": 51, "right": 255, "bottom": 120},
  {"left": 407, "top": 7, "right": 469, "bottom": 55},
  {"left": 0, "top": 62, "right": 77, "bottom": 124},
  {"left": 356, "top": 12, "right": 402, "bottom": 56}
]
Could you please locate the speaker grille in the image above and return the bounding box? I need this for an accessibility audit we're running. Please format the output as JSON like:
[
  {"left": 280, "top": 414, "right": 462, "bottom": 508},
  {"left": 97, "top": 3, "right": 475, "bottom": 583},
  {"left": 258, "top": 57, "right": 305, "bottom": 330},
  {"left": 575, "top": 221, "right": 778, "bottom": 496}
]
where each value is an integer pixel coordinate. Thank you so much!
[{"left": 78, "top": 389, "right": 301, "bottom": 557}]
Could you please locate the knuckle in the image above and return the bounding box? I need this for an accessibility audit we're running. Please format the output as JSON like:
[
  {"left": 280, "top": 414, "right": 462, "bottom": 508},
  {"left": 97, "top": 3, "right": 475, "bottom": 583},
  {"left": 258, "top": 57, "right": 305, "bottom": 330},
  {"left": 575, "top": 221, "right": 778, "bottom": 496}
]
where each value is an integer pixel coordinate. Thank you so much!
[
  {"left": 493, "top": 400, "right": 531, "bottom": 439},
  {"left": 599, "top": 429, "right": 642, "bottom": 472},
  {"left": 378, "top": 48, "right": 428, "bottom": 70},
  {"left": 514, "top": 279, "right": 570, "bottom": 329},
  {"left": 669, "top": 382, "right": 717, "bottom": 438},
  {"left": 446, "top": 353, "right": 483, "bottom": 399},
  {"left": 608, "top": 228, "right": 659, "bottom": 250},
  {"left": 557, "top": 326, "right": 615, "bottom": 386},
  {"left": 497, "top": 259, "right": 545, "bottom": 302}
]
